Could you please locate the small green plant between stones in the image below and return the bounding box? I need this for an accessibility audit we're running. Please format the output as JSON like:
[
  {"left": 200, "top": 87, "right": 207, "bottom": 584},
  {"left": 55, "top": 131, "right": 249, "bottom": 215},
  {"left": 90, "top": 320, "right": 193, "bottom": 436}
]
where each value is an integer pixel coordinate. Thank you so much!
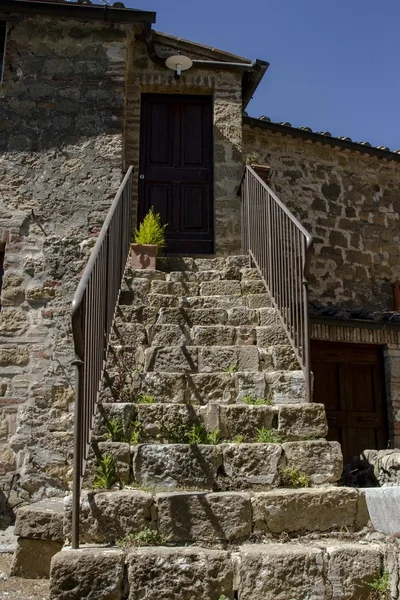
[
  {"left": 93, "top": 453, "right": 118, "bottom": 489},
  {"left": 187, "top": 424, "right": 220, "bottom": 445},
  {"left": 218, "top": 595, "right": 231, "bottom": 600},
  {"left": 130, "top": 421, "right": 142, "bottom": 445},
  {"left": 242, "top": 394, "right": 273, "bottom": 406},
  {"left": 105, "top": 417, "right": 124, "bottom": 442},
  {"left": 118, "top": 528, "right": 164, "bottom": 548},
  {"left": 223, "top": 364, "right": 237, "bottom": 373},
  {"left": 256, "top": 427, "right": 281, "bottom": 443},
  {"left": 280, "top": 467, "right": 310, "bottom": 488},
  {"left": 230, "top": 434, "right": 245, "bottom": 444},
  {"left": 363, "top": 570, "right": 391, "bottom": 600},
  {"left": 137, "top": 393, "right": 155, "bottom": 404}
]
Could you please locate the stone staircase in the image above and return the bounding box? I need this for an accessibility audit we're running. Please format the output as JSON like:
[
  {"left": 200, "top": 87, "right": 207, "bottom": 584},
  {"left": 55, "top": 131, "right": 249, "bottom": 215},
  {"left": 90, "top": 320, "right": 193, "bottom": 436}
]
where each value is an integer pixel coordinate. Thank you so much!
[{"left": 10, "top": 256, "right": 398, "bottom": 599}]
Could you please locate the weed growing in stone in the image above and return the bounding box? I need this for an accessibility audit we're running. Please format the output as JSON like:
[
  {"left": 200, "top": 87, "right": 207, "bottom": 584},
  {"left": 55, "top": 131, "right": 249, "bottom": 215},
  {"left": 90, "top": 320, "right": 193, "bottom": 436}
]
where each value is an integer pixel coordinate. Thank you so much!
[
  {"left": 93, "top": 453, "right": 118, "bottom": 489},
  {"left": 256, "top": 427, "right": 280, "bottom": 443},
  {"left": 187, "top": 424, "right": 220, "bottom": 445},
  {"left": 280, "top": 467, "right": 310, "bottom": 488},
  {"left": 223, "top": 364, "right": 237, "bottom": 373},
  {"left": 242, "top": 394, "right": 273, "bottom": 406},
  {"left": 218, "top": 596, "right": 230, "bottom": 600},
  {"left": 230, "top": 434, "right": 245, "bottom": 444},
  {"left": 130, "top": 421, "right": 142, "bottom": 445},
  {"left": 105, "top": 418, "right": 124, "bottom": 442},
  {"left": 138, "top": 393, "right": 155, "bottom": 404},
  {"left": 363, "top": 570, "right": 391, "bottom": 600},
  {"left": 118, "top": 528, "right": 164, "bottom": 548}
]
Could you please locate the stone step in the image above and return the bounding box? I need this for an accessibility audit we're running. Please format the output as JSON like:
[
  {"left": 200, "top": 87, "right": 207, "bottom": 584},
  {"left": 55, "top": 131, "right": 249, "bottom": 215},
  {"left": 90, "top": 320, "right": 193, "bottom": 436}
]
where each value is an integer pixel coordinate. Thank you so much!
[
  {"left": 13, "top": 486, "right": 368, "bottom": 551},
  {"left": 156, "top": 255, "right": 250, "bottom": 272},
  {"left": 119, "top": 293, "right": 273, "bottom": 311},
  {"left": 94, "top": 402, "right": 328, "bottom": 443},
  {"left": 105, "top": 370, "right": 307, "bottom": 405},
  {"left": 146, "top": 324, "right": 288, "bottom": 347},
  {"left": 49, "top": 540, "right": 388, "bottom": 599},
  {"left": 129, "top": 440, "right": 342, "bottom": 490}
]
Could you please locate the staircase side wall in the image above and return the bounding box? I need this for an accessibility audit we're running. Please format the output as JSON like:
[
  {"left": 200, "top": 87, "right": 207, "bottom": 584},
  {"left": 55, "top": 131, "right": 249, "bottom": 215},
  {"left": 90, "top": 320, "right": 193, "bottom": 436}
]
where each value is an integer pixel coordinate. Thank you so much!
[{"left": 0, "top": 14, "right": 130, "bottom": 526}]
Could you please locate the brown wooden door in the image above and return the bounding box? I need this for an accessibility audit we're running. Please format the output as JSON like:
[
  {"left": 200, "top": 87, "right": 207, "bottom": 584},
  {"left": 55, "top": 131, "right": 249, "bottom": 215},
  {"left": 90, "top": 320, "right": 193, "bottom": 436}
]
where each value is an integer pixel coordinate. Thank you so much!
[
  {"left": 311, "top": 341, "right": 388, "bottom": 463},
  {"left": 139, "top": 94, "right": 214, "bottom": 254}
]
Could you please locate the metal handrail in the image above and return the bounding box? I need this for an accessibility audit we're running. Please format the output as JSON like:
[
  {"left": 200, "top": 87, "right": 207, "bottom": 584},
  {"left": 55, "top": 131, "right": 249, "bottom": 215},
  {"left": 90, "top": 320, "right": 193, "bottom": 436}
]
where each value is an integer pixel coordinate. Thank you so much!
[
  {"left": 241, "top": 165, "right": 313, "bottom": 401},
  {"left": 71, "top": 166, "right": 133, "bottom": 549}
]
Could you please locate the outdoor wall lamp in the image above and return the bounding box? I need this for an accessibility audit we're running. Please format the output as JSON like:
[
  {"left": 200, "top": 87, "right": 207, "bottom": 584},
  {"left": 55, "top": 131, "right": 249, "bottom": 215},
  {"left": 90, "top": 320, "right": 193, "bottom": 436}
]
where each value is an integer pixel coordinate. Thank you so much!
[{"left": 165, "top": 53, "right": 193, "bottom": 79}]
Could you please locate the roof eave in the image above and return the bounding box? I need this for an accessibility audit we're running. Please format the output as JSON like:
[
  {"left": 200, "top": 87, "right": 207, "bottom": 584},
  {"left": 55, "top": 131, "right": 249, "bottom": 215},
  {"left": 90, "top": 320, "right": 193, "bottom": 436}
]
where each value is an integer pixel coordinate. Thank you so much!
[
  {"left": 242, "top": 60, "right": 269, "bottom": 109},
  {"left": 0, "top": 0, "right": 156, "bottom": 24},
  {"left": 243, "top": 115, "right": 400, "bottom": 162}
]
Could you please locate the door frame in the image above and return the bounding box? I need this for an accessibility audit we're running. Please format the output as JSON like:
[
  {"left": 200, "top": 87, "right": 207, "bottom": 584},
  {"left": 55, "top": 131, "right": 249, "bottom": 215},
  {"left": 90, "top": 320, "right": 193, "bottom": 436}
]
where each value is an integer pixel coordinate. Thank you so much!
[
  {"left": 138, "top": 92, "right": 215, "bottom": 254},
  {"left": 311, "top": 339, "right": 389, "bottom": 462}
]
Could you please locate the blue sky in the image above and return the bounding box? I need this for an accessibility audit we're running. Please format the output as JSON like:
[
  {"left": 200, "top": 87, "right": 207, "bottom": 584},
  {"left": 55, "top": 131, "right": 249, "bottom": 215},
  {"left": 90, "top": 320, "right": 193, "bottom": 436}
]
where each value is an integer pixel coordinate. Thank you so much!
[{"left": 126, "top": 0, "right": 399, "bottom": 150}]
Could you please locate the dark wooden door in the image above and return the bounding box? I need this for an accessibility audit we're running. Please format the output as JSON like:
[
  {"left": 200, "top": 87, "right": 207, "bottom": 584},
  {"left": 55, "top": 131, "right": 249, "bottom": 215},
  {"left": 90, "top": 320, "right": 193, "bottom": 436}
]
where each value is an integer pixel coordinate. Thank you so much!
[
  {"left": 139, "top": 94, "right": 214, "bottom": 254},
  {"left": 311, "top": 341, "right": 388, "bottom": 463}
]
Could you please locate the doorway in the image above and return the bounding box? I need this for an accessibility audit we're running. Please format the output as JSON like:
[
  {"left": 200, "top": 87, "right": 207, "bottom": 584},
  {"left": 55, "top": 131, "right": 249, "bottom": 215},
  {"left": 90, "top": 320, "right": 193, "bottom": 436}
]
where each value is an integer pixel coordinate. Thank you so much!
[
  {"left": 311, "top": 341, "right": 388, "bottom": 463},
  {"left": 139, "top": 94, "right": 214, "bottom": 254}
]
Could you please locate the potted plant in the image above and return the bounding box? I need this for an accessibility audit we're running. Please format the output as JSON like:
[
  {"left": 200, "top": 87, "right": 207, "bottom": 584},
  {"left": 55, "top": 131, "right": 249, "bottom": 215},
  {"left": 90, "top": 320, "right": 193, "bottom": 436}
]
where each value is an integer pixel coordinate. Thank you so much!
[{"left": 131, "top": 207, "right": 167, "bottom": 270}]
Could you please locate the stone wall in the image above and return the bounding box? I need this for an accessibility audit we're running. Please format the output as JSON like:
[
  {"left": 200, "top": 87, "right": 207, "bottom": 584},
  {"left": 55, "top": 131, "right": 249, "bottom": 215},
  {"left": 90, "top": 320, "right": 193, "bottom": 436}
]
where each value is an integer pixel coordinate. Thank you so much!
[
  {"left": 242, "top": 126, "right": 400, "bottom": 312},
  {"left": 125, "top": 34, "right": 244, "bottom": 255},
  {"left": 0, "top": 14, "right": 129, "bottom": 524}
]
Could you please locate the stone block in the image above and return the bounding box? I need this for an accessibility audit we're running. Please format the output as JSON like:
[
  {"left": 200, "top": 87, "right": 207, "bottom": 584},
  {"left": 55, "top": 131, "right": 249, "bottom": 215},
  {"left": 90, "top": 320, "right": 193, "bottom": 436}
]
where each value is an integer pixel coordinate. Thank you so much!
[
  {"left": 182, "top": 295, "right": 244, "bottom": 309},
  {"left": 241, "top": 280, "right": 266, "bottom": 295},
  {"left": 195, "top": 257, "right": 226, "bottom": 271},
  {"left": 168, "top": 271, "right": 197, "bottom": 282},
  {"left": 256, "top": 326, "right": 288, "bottom": 347},
  {"left": 157, "top": 307, "right": 227, "bottom": 326},
  {"left": 226, "top": 255, "right": 249, "bottom": 269},
  {"left": 125, "top": 268, "right": 166, "bottom": 281},
  {"left": 192, "top": 325, "right": 236, "bottom": 346},
  {"left": 222, "top": 443, "right": 282, "bottom": 488},
  {"left": 194, "top": 270, "right": 222, "bottom": 282},
  {"left": 157, "top": 257, "right": 194, "bottom": 271},
  {"left": 0, "top": 346, "right": 29, "bottom": 367},
  {"left": 235, "top": 325, "right": 256, "bottom": 345},
  {"left": 14, "top": 498, "right": 64, "bottom": 541},
  {"left": 148, "top": 324, "right": 189, "bottom": 346},
  {"left": 50, "top": 547, "right": 125, "bottom": 600},
  {"left": 218, "top": 405, "right": 274, "bottom": 441},
  {"left": 252, "top": 487, "right": 364, "bottom": 534},
  {"left": 238, "top": 544, "right": 326, "bottom": 600},
  {"left": 133, "top": 444, "right": 222, "bottom": 489},
  {"left": 11, "top": 537, "right": 63, "bottom": 578},
  {"left": 186, "top": 373, "right": 237, "bottom": 404},
  {"left": 227, "top": 307, "right": 259, "bottom": 326},
  {"left": 270, "top": 344, "right": 299, "bottom": 370},
  {"left": 265, "top": 370, "right": 307, "bottom": 403},
  {"left": 245, "top": 294, "right": 272, "bottom": 308},
  {"left": 277, "top": 403, "right": 328, "bottom": 440},
  {"left": 326, "top": 542, "right": 382, "bottom": 600},
  {"left": 140, "top": 372, "right": 186, "bottom": 403},
  {"left": 148, "top": 294, "right": 180, "bottom": 309},
  {"left": 240, "top": 268, "right": 261, "bottom": 280},
  {"left": 200, "top": 280, "right": 241, "bottom": 296},
  {"left": 64, "top": 490, "right": 154, "bottom": 544},
  {"left": 127, "top": 546, "right": 233, "bottom": 600},
  {"left": 156, "top": 491, "right": 251, "bottom": 543},
  {"left": 282, "top": 440, "right": 343, "bottom": 484},
  {"left": 236, "top": 372, "right": 267, "bottom": 399},
  {"left": 258, "top": 307, "right": 279, "bottom": 326},
  {"left": 150, "top": 280, "right": 199, "bottom": 296},
  {"left": 144, "top": 346, "right": 198, "bottom": 373},
  {"left": 137, "top": 403, "right": 201, "bottom": 442},
  {"left": 198, "top": 346, "right": 259, "bottom": 372}
]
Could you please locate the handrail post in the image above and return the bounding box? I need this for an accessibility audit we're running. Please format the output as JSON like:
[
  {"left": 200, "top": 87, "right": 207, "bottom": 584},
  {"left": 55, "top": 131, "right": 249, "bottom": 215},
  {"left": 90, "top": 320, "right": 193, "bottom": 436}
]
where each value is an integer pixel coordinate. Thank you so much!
[{"left": 71, "top": 354, "right": 84, "bottom": 550}]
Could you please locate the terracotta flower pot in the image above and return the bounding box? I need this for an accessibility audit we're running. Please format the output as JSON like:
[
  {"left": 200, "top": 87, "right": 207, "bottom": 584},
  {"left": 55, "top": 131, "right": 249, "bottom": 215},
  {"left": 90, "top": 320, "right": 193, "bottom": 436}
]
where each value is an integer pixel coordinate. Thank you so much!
[{"left": 131, "top": 243, "right": 157, "bottom": 270}]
